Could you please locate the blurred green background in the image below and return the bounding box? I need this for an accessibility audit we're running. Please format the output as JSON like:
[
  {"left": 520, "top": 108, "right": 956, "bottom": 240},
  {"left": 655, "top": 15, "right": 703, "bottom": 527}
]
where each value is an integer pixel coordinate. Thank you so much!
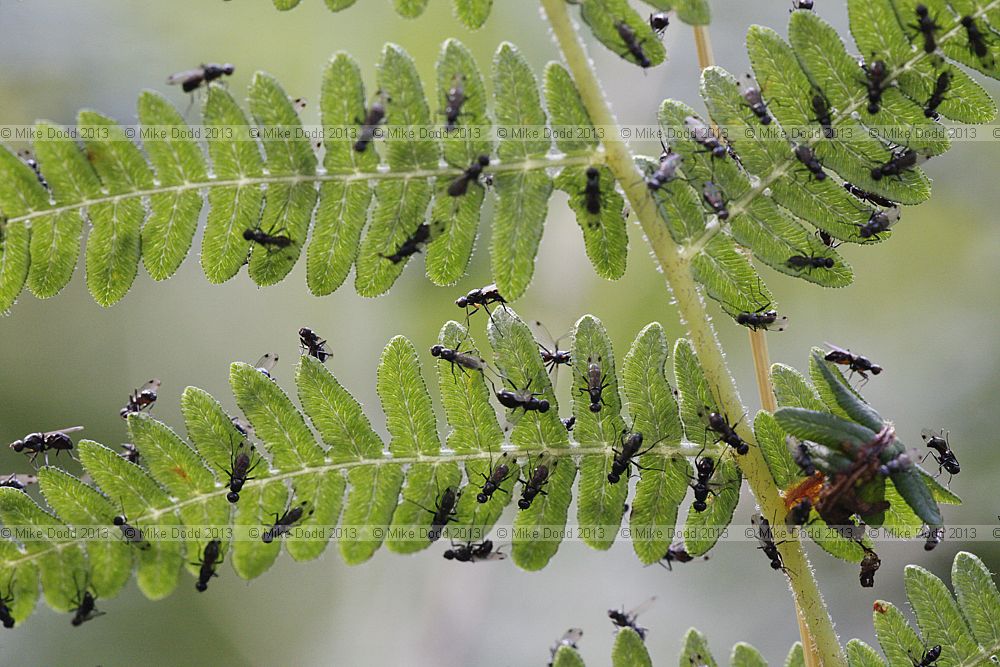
[{"left": 1, "top": 1, "right": 999, "bottom": 665}]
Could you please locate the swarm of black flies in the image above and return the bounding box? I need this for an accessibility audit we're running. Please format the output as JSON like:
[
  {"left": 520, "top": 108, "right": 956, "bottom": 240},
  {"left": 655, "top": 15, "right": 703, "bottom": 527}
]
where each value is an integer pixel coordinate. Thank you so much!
[
  {"left": 120, "top": 379, "right": 161, "bottom": 419},
  {"left": 298, "top": 327, "right": 332, "bottom": 363},
  {"left": 824, "top": 343, "right": 883, "bottom": 383},
  {"left": 548, "top": 628, "right": 583, "bottom": 667},
  {"left": 910, "top": 644, "right": 942, "bottom": 667},
  {"left": 9, "top": 426, "right": 83, "bottom": 466},
  {"left": 379, "top": 223, "right": 431, "bottom": 263},
  {"left": 614, "top": 21, "right": 651, "bottom": 68},
  {"left": 262, "top": 500, "right": 313, "bottom": 544},
  {"left": 194, "top": 540, "right": 223, "bottom": 592},
  {"left": 518, "top": 455, "right": 552, "bottom": 510},
  {"left": 608, "top": 597, "right": 655, "bottom": 641},
  {"left": 167, "top": 63, "right": 235, "bottom": 93}
]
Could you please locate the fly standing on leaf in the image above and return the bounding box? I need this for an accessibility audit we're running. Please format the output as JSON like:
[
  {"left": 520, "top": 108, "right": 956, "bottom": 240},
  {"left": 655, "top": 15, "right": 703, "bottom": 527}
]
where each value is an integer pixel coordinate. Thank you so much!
[
  {"left": 790, "top": 437, "right": 817, "bottom": 476},
  {"left": 17, "top": 150, "right": 49, "bottom": 190},
  {"left": 518, "top": 455, "right": 553, "bottom": 510},
  {"left": 607, "top": 429, "right": 662, "bottom": 484},
  {"left": 562, "top": 416, "right": 576, "bottom": 432},
  {"left": 442, "top": 74, "right": 466, "bottom": 131},
  {"left": 811, "top": 91, "right": 835, "bottom": 139},
  {"left": 379, "top": 223, "right": 432, "bottom": 263},
  {"left": 824, "top": 343, "right": 883, "bottom": 383},
  {"left": 490, "top": 375, "right": 550, "bottom": 414},
  {"left": 699, "top": 407, "right": 750, "bottom": 455},
  {"left": 859, "top": 544, "right": 881, "bottom": 588},
  {"left": 786, "top": 498, "right": 813, "bottom": 528},
  {"left": 430, "top": 343, "right": 487, "bottom": 379},
  {"left": 113, "top": 508, "right": 151, "bottom": 550},
  {"left": 701, "top": 181, "right": 729, "bottom": 220},
  {"left": 688, "top": 448, "right": 717, "bottom": 512},
  {"left": 910, "top": 4, "right": 941, "bottom": 54},
  {"left": 70, "top": 578, "right": 104, "bottom": 627},
  {"left": 961, "top": 15, "right": 993, "bottom": 62},
  {"left": 299, "top": 327, "right": 332, "bottom": 363},
  {"left": 244, "top": 225, "right": 293, "bottom": 251},
  {"left": 646, "top": 147, "right": 684, "bottom": 191},
  {"left": 871, "top": 146, "right": 924, "bottom": 181},
  {"left": 608, "top": 597, "right": 655, "bottom": 641},
  {"left": 910, "top": 645, "right": 942, "bottom": 667},
  {"left": 456, "top": 283, "right": 509, "bottom": 328},
  {"left": 9, "top": 426, "right": 83, "bottom": 467},
  {"left": 443, "top": 538, "right": 505, "bottom": 563},
  {"left": 924, "top": 69, "right": 952, "bottom": 119},
  {"left": 354, "top": 93, "right": 387, "bottom": 152},
  {"left": 734, "top": 299, "right": 787, "bottom": 332},
  {"left": 119, "top": 443, "right": 140, "bottom": 465},
  {"left": 921, "top": 429, "right": 959, "bottom": 480},
  {"left": 614, "top": 21, "right": 652, "bottom": 68},
  {"left": 448, "top": 155, "right": 490, "bottom": 197},
  {"left": 921, "top": 525, "right": 944, "bottom": 551},
  {"left": 548, "top": 628, "right": 583, "bottom": 667},
  {"left": 861, "top": 57, "right": 889, "bottom": 114},
  {"left": 658, "top": 544, "right": 708, "bottom": 571},
  {"left": 578, "top": 356, "right": 609, "bottom": 413},
  {"left": 786, "top": 248, "right": 835, "bottom": 274},
  {"left": 477, "top": 451, "right": 512, "bottom": 504},
  {"left": 793, "top": 144, "right": 826, "bottom": 182},
  {"left": 582, "top": 167, "right": 603, "bottom": 216},
  {"left": 816, "top": 230, "right": 842, "bottom": 249},
  {"left": 262, "top": 500, "right": 313, "bottom": 544},
  {"left": 843, "top": 182, "right": 897, "bottom": 208},
  {"left": 223, "top": 440, "right": 263, "bottom": 504},
  {"left": 0, "top": 473, "right": 36, "bottom": 490},
  {"left": 167, "top": 63, "right": 235, "bottom": 93},
  {"left": 194, "top": 540, "right": 223, "bottom": 592},
  {"left": 649, "top": 12, "right": 669, "bottom": 38},
  {"left": 120, "top": 379, "right": 161, "bottom": 419},
  {"left": 0, "top": 575, "right": 15, "bottom": 628},
  {"left": 741, "top": 75, "right": 772, "bottom": 125},
  {"left": 790, "top": 0, "right": 814, "bottom": 10},
  {"left": 407, "top": 486, "right": 459, "bottom": 543},
  {"left": 253, "top": 353, "right": 279, "bottom": 380},
  {"left": 533, "top": 320, "right": 571, "bottom": 376},
  {"left": 684, "top": 116, "right": 728, "bottom": 159},
  {"left": 855, "top": 207, "right": 901, "bottom": 240}
]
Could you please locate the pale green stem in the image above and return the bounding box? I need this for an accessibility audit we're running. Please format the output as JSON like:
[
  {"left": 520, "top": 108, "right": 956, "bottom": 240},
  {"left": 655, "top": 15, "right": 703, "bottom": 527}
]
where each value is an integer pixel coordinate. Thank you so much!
[{"left": 539, "top": 1, "right": 845, "bottom": 664}]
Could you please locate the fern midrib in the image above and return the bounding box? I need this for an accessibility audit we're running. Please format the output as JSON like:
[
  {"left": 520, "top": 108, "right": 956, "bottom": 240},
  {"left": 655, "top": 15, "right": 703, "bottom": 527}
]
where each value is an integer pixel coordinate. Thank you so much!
[
  {"left": 679, "top": 0, "right": 1000, "bottom": 259},
  {"left": 3, "top": 154, "right": 591, "bottom": 227},
  {"left": 0, "top": 439, "right": 715, "bottom": 571}
]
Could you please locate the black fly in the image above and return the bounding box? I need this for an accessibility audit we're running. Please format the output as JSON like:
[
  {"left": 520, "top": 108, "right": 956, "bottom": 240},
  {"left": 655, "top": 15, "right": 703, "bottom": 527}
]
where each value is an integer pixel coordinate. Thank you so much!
[
  {"left": 871, "top": 147, "right": 921, "bottom": 181},
  {"left": 0, "top": 473, "right": 37, "bottom": 490},
  {"left": 741, "top": 75, "right": 772, "bottom": 125},
  {"left": 786, "top": 248, "right": 835, "bottom": 273},
  {"left": 752, "top": 514, "right": 787, "bottom": 572},
  {"left": 254, "top": 353, "right": 279, "bottom": 380},
  {"left": 113, "top": 510, "right": 151, "bottom": 550},
  {"left": 649, "top": 12, "right": 669, "bottom": 38},
  {"left": 70, "top": 578, "right": 104, "bottom": 626},
  {"left": 811, "top": 91, "right": 835, "bottom": 139},
  {"left": 961, "top": 15, "right": 992, "bottom": 61},
  {"left": 407, "top": 487, "right": 459, "bottom": 542},
  {"left": 843, "top": 182, "right": 897, "bottom": 208},
  {"left": 194, "top": 540, "right": 223, "bottom": 592},
  {"left": 910, "top": 4, "right": 941, "bottom": 54},
  {"left": 607, "top": 430, "right": 659, "bottom": 484},
  {"left": 456, "top": 283, "right": 508, "bottom": 327},
  {"left": 9, "top": 426, "right": 83, "bottom": 466},
  {"left": 608, "top": 597, "right": 655, "bottom": 641},
  {"left": 646, "top": 149, "right": 684, "bottom": 191},
  {"left": 17, "top": 151, "right": 49, "bottom": 190},
  {"left": 786, "top": 498, "right": 813, "bottom": 527},
  {"left": 380, "top": 224, "right": 431, "bottom": 263},
  {"left": 262, "top": 500, "right": 312, "bottom": 544},
  {"left": 491, "top": 376, "right": 550, "bottom": 414},
  {"left": 299, "top": 327, "right": 332, "bottom": 363},
  {"left": 862, "top": 58, "right": 889, "bottom": 114},
  {"left": 534, "top": 321, "right": 571, "bottom": 375},
  {"left": 579, "top": 356, "right": 609, "bottom": 413},
  {"left": 921, "top": 429, "right": 959, "bottom": 478},
  {"left": 685, "top": 116, "right": 728, "bottom": 159},
  {"left": 824, "top": 343, "right": 883, "bottom": 383},
  {"left": 223, "top": 441, "right": 263, "bottom": 504},
  {"left": 924, "top": 69, "right": 952, "bottom": 119},
  {"left": 120, "top": 443, "right": 140, "bottom": 465},
  {"left": 477, "top": 451, "right": 512, "bottom": 504},
  {"left": 701, "top": 182, "right": 729, "bottom": 220},
  {"left": 794, "top": 144, "right": 826, "bottom": 181},
  {"left": 689, "top": 449, "right": 717, "bottom": 512},
  {"left": 562, "top": 416, "right": 576, "bottom": 432},
  {"left": 790, "top": 437, "right": 816, "bottom": 476},
  {"left": 855, "top": 207, "right": 900, "bottom": 240},
  {"left": 700, "top": 408, "right": 749, "bottom": 455},
  {"left": 615, "top": 21, "right": 651, "bottom": 68},
  {"left": 817, "top": 230, "right": 842, "bottom": 248},
  {"left": 244, "top": 226, "right": 293, "bottom": 250},
  {"left": 443, "top": 538, "right": 504, "bottom": 563},
  {"left": 658, "top": 544, "right": 708, "bottom": 570},
  {"left": 549, "top": 628, "right": 584, "bottom": 667},
  {"left": 167, "top": 63, "right": 235, "bottom": 93},
  {"left": 518, "top": 455, "right": 552, "bottom": 510},
  {"left": 448, "top": 155, "right": 490, "bottom": 197},
  {"left": 120, "top": 379, "right": 161, "bottom": 419},
  {"left": 910, "top": 645, "right": 942, "bottom": 667},
  {"left": 442, "top": 75, "right": 467, "bottom": 131},
  {"left": 354, "top": 94, "right": 387, "bottom": 152},
  {"left": 790, "top": 0, "right": 814, "bottom": 10},
  {"left": 582, "top": 166, "right": 602, "bottom": 216},
  {"left": 859, "top": 545, "right": 880, "bottom": 588},
  {"left": 0, "top": 575, "right": 16, "bottom": 628},
  {"left": 430, "top": 343, "right": 487, "bottom": 378}
]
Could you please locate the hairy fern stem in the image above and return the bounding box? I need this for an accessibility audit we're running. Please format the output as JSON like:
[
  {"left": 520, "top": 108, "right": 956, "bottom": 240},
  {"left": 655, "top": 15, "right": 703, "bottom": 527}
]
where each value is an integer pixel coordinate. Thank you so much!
[{"left": 540, "top": 0, "right": 845, "bottom": 663}]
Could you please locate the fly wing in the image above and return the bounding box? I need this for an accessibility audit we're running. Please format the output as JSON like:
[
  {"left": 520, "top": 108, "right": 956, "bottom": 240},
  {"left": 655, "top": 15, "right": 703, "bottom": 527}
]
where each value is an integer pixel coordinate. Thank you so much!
[
  {"left": 166, "top": 69, "right": 204, "bottom": 85},
  {"left": 627, "top": 595, "right": 658, "bottom": 619},
  {"left": 45, "top": 426, "right": 84, "bottom": 437},
  {"left": 138, "top": 378, "right": 161, "bottom": 394},
  {"left": 254, "top": 353, "right": 279, "bottom": 373}
]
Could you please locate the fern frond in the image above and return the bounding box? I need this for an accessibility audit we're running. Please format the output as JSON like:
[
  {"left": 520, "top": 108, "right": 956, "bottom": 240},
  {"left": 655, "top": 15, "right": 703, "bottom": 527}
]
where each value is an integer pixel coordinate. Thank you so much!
[
  {"left": 0, "top": 309, "right": 731, "bottom": 624},
  {"left": 647, "top": 2, "right": 997, "bottom": 322},
  {"left": 0, "top": 40, "right": 608, "bottom": 313}
]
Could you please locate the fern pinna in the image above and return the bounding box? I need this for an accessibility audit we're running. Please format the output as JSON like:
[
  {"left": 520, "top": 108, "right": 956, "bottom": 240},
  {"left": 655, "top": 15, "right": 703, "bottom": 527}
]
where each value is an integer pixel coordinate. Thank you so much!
[
  {"left": 0, "top": 308, "right": 954, "bottom": 628},
  {"left": 0, "top": 0, "right": 994, "bottom": 322}
]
